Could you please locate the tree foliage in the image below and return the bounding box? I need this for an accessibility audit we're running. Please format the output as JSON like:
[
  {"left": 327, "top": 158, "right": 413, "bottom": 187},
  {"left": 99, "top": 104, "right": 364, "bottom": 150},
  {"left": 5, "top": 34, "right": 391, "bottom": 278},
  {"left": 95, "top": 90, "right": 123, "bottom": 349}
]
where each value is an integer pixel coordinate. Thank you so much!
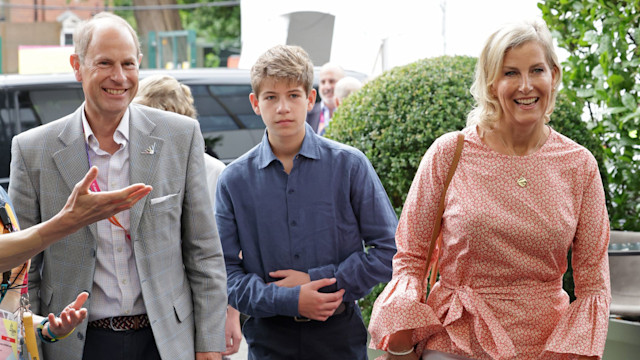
[
  {"left": 178, "top": 0, "right": 241, "bottom": 66},
  {"left": 539, "top": 0, "right": 640, "bottom": 230},
  {"left": 112, "top": 0, "right": 240, "bottom": 68}
]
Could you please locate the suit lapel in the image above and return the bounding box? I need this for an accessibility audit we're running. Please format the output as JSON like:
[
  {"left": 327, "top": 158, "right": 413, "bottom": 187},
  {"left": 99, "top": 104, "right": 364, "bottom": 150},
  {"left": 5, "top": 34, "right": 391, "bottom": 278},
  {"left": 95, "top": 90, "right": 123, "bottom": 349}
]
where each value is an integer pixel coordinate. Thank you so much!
[
  {"left": 129, "top": 106, "right": 164, "bottom": 236},
  {"left": 52, "top": 107, "right": 98, "bottom": 240}
]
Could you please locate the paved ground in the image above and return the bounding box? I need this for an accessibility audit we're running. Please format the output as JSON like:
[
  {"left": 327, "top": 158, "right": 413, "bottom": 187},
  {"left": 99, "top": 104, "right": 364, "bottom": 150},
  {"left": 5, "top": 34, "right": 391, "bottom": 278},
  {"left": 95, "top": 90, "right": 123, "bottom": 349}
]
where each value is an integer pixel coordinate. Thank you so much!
[{"left": 225, "top": 334, "right": 386, "bottom": 359}]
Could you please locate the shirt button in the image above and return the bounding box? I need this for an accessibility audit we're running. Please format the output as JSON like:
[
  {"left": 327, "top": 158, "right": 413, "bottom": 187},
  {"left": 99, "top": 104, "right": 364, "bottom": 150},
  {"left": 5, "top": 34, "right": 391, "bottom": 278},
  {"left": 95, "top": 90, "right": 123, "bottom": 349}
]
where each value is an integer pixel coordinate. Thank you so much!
[
  {"left": 124, "top": 310, "right": 130, "bottom": 315},
  {"left": 122, "top": 279, "right": 128, "bottom": 285},
  {"left": 288, "top": 189, "right": 294, "bottom": 194},
  {"left": 291, "top": 221, "right": 297, "bottom": 226},
  {"left": 294, "top": 254, "right": 300, "bottom": 259},
  {"left": 117, "top": 247, "right": 123, "bottom": 253}
]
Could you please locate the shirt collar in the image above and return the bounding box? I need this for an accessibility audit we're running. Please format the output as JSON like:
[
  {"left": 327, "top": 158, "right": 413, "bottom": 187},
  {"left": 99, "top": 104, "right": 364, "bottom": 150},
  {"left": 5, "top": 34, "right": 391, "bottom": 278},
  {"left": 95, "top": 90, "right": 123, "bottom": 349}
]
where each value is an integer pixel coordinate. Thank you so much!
[
  {"left": 257, "top": 123, "right": 321, "bottom": 169},
  {"left": 81, "top": 103, "right": 130, "bottom": 151}
]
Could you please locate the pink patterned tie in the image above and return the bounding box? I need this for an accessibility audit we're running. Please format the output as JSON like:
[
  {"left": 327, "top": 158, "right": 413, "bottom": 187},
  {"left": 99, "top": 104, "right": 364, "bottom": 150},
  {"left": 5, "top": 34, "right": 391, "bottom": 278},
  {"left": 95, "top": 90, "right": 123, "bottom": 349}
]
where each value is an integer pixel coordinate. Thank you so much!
[{"left": 317, "top": 109, "right": 326, "bottom": 135}]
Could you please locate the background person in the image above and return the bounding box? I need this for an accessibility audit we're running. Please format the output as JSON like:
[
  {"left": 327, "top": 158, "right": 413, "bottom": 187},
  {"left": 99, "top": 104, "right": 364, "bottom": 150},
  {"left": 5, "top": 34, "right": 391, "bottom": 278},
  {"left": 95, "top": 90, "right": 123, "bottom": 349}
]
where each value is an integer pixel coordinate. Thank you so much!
[
  {"left": 215, "top": 45, "right": 398, "bottom": 359},
  {"left": 368, "top": 19, "right": 609, "bottom": 360},
  {"left": 134, "top": 74, "right": 242, "bottom": 358},
  {"left": 306, "top": 62, "right": 345, "bottom": 135},
  {"left": 9, "top": 12, "right": 227, "bottom": 360},
  {"left": 334, "top": 76, "right": 363, "bottom": 108}
]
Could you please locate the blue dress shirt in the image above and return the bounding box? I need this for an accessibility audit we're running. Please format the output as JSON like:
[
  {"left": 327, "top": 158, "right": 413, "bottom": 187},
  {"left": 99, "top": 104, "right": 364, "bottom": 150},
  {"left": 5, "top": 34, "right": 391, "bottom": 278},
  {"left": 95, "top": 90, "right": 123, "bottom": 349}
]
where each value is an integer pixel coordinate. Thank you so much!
[{"left": 215, "top": 123, "right": 398, "bottom": 318}]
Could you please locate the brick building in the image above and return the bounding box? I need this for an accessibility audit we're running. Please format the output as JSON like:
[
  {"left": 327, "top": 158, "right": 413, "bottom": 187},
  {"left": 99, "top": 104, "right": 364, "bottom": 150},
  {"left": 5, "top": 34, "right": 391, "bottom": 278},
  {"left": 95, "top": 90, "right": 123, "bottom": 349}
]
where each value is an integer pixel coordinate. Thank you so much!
[{"left": 0, "top": 0, "right": 107, "bottom": 73}]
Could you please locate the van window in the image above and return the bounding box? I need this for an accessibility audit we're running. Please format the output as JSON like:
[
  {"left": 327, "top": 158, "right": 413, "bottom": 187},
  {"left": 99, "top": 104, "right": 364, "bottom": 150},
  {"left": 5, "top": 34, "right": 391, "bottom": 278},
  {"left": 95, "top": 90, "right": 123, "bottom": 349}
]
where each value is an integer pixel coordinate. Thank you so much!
[
  {"left": 30, "top": 89, "right": 84, "bottom": 124},
  {"left": 190, "top": 84, "right": 239, "bottom": 132},
  {"left": 189, "top": 84, "right": 263, "bottom": 133},
  {"left": 208, "top": 85, "right": 263, "bottom": 129}
]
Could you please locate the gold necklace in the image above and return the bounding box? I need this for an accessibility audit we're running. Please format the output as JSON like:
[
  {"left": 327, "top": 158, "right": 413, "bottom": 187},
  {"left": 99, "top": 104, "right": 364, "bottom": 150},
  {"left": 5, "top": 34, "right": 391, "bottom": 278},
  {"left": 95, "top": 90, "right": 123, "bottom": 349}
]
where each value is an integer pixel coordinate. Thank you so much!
[{"left": 495, "top": 126, "right": 547, "bottom": 188}]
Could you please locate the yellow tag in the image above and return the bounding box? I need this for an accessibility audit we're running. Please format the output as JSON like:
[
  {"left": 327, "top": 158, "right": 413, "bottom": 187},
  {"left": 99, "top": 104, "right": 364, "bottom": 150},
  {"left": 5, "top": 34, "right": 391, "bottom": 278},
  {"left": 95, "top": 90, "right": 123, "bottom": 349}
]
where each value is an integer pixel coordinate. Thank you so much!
[
  {"left": 4, "top": 203, "right": 20, "bottom": 231},
  {"left": 22, "top": 312, "right": 40, "bottom": 360}
]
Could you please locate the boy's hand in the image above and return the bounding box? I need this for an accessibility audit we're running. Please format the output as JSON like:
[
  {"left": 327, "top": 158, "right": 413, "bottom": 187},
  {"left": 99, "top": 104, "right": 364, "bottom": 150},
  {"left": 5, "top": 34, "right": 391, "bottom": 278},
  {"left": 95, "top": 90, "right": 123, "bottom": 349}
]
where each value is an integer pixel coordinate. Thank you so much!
[
  {"left": 269, "top": 269, "right": 310, "bottom": 288},
  {"left": 222, "top": 306, "right": 242, "bottom": 356},
  {"left": 298, "top": 278, "right": 344, "bottom": 321}
]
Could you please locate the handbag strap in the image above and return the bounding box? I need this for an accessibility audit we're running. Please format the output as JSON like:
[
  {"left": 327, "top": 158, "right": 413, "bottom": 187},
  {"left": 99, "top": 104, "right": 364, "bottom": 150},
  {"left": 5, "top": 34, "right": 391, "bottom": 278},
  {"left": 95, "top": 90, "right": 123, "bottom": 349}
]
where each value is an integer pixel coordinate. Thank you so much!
[{"left": 425, "top": 132, "right": 465, "bottom": 277}]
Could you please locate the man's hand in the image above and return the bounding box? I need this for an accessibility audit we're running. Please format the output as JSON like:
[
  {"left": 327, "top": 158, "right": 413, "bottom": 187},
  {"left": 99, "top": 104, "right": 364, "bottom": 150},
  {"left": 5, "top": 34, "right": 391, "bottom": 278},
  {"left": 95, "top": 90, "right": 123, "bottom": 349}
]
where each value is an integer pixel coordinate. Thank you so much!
[
  {"left": 61, "top": 166, "right": 152, "bottom": 232},
  {"left": 46, "top": 292, "right": 89, "bottom": 338},
  {"left": 195, "top": 352, "right": 222, "bottom": 360},
  {"left": 269, "top": 269, "right": 310, "bottom": 288},
  {"left": 222, "top": 306, "right": 242, "bottom": 356},
  {"left": 298, "top": 278, "right": 345, "bottom": 321}
]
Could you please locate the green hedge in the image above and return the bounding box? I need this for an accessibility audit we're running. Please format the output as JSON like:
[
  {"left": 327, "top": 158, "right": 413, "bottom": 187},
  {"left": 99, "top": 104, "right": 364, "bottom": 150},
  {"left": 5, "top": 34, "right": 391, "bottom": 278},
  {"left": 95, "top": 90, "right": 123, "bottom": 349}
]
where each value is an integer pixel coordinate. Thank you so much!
[{"left": 327, "top": 55, "right": 607, "bottom": 324}]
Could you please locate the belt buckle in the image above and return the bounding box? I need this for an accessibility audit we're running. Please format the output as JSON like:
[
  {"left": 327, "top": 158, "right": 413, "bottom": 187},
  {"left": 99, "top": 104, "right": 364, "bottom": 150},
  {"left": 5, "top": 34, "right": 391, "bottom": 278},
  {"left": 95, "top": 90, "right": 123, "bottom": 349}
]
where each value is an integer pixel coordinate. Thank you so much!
[
  {"left": 293, "top": 316, "right": 311, "bottom": 322},
  {"left": 109, "top": 317, "right": 127, "bottom": 332}
]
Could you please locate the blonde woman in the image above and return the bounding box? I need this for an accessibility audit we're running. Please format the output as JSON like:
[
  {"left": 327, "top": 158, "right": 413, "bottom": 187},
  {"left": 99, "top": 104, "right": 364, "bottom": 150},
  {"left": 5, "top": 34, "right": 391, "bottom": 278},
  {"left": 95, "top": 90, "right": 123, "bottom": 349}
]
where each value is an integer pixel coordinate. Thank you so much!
[{"left": 369, "top": 19, "right": 609, "bottom": 360}]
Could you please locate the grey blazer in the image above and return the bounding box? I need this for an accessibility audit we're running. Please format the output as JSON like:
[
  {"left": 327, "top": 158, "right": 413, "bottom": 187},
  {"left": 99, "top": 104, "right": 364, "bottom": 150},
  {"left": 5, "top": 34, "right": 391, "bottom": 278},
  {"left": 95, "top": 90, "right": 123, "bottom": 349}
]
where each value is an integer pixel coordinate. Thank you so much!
[{"left": 9, "top": 104, "right": 227, "bottom": 360}]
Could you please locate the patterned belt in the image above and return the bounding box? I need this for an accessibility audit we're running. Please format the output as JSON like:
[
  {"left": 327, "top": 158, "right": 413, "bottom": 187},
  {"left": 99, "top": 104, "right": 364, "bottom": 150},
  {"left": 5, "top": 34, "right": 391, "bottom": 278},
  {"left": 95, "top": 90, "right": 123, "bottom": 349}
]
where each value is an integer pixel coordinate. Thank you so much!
[{"left": 88, "top": 314, "right": 150, "bottom": 331}]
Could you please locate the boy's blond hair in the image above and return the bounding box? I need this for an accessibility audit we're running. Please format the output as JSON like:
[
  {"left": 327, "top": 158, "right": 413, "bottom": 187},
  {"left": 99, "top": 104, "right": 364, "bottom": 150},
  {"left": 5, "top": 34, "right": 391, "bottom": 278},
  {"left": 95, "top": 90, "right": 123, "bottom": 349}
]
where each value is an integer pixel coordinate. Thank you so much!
[{"left": 250, "top": 45, "right": 314, "bottom": 96}]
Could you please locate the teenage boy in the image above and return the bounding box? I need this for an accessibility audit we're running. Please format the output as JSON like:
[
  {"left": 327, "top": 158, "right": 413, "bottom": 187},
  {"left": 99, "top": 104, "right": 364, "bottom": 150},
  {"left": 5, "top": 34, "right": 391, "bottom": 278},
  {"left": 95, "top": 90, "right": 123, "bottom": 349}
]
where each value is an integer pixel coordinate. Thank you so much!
[{"left": 215, "top": 44, "right": 398, "bottom": 359}]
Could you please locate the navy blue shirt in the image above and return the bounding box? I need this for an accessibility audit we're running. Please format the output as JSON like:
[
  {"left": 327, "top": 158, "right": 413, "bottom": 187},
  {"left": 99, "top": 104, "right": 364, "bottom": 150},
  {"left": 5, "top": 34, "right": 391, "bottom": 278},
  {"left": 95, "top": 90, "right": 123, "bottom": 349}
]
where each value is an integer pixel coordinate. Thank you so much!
[{"left": 215, "top": 124, "right": 398, "bottom": 318}]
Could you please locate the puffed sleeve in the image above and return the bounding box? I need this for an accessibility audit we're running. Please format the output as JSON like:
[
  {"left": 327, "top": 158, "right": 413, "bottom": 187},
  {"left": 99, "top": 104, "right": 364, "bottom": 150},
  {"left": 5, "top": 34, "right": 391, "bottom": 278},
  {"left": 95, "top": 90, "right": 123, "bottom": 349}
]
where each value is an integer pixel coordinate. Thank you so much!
[
  {"left": 543, "top": 152, "right": 610, "bottom": 359},
  {"left": 368, "top": 132, "right": 462, "bottom": 351}
]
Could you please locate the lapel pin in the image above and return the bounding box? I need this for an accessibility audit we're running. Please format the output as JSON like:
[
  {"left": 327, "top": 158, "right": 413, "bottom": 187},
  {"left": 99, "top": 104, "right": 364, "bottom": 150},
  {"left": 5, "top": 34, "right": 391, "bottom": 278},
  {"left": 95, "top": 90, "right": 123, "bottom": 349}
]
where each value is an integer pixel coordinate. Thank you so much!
[{"left": 142, "top": 143, "right": 156, "bottom": 155}]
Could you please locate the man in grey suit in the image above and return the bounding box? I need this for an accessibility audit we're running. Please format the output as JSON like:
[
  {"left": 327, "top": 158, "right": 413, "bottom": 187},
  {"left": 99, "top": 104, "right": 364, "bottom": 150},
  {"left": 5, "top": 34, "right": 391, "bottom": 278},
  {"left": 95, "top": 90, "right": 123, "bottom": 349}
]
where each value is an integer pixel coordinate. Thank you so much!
[{"left": 8, "top": 12, "right": 226, "bottom": 360}]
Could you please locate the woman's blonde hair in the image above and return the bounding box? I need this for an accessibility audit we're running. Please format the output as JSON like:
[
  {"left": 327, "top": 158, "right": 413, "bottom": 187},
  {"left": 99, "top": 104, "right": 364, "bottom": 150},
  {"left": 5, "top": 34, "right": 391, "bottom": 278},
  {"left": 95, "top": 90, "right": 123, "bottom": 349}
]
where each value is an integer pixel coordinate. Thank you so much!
[
  {"left": 467, "top": 18, "right": 562, "bottom": 129},
  {"left": 134, "top": 74, "right": 197, "bottom": 119}
]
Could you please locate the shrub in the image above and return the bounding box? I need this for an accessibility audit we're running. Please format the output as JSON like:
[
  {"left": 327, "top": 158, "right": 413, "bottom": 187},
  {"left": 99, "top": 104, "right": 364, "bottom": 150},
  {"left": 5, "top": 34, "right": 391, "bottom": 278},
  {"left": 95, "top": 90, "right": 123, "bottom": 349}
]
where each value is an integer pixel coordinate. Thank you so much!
[
  {"left": 327, "top": 56, "right": 474, "bottom": 214},
  {"left": 327, "top": 55, "right": 607, "bottom": 323}
]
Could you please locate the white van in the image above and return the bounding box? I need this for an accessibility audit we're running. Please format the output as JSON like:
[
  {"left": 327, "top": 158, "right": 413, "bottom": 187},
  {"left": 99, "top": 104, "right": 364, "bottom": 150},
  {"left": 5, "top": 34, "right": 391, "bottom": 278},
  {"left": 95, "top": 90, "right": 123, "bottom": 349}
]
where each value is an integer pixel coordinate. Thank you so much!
[{"left": 0, "top": 67, "right": 366, "bottom": 188}]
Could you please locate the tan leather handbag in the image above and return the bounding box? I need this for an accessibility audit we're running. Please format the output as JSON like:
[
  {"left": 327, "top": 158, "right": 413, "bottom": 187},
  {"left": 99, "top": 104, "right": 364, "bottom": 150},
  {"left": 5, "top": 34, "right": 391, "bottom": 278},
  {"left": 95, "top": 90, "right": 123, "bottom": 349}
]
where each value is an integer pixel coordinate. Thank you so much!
[{"left": 425, "top": 132, "right": 465, "bottom": 289}]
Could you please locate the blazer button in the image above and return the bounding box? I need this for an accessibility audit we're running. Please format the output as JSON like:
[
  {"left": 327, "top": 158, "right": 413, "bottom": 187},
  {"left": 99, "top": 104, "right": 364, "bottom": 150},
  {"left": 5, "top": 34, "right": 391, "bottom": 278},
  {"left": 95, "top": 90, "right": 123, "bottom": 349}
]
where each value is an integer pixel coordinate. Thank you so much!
[
  {"left": 77, "top": 332, "right": 84, "bottom": 340},
  {"left": 91, "top": 249, "right": 96, "bottom": 258}
]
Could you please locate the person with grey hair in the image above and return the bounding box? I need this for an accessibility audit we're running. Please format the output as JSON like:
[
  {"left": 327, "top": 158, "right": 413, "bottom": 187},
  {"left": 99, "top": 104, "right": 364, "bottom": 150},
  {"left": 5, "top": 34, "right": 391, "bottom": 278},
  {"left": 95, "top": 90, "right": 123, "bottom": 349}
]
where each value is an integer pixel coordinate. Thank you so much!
[
  {"left": 368, "top": 19, "right": 609, "bottom": 360},
  {"left": 334, "top": 76, "right": 363, "bottom": 108},
  {"left": 9, "top": 12, "right": 227, "bottom": 360},
  {"left": 306, "top": 62, "right": 346, "bottom": 135}
]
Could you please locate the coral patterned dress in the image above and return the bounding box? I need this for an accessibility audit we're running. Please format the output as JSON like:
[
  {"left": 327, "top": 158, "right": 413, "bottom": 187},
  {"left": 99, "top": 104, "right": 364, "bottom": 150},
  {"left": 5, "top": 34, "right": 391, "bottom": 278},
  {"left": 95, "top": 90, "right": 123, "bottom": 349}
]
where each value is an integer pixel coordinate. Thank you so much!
[{"left": 368, "top": 126, "right": 610, "bottom": 360}]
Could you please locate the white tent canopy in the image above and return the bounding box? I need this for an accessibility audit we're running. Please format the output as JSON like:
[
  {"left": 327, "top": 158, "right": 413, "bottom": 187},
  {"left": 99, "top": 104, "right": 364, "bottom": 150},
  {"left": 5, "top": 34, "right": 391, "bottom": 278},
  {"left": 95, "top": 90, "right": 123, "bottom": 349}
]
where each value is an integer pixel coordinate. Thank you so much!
[{"left": 239, "top": 0, "right": 543, "bottom": 77}]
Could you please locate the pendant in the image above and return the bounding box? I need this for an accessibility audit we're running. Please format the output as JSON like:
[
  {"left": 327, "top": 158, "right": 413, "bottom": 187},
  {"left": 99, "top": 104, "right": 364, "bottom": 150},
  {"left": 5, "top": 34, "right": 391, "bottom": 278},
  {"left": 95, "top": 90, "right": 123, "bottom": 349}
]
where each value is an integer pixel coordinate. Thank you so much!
[{"left": 517, "top": 177, "right": 528, "bottom": 188}]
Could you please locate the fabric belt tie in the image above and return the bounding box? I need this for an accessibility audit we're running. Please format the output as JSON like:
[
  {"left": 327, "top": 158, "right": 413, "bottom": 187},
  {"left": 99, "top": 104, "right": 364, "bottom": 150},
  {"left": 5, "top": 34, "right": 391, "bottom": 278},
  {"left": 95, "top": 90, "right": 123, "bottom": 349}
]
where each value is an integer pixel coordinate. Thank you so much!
[
  {"left": 88, "top": 314, "right": 150, "bottom": 331},
  {"left": 438, "top": 280, "right": 562, "bottom": 360}
]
